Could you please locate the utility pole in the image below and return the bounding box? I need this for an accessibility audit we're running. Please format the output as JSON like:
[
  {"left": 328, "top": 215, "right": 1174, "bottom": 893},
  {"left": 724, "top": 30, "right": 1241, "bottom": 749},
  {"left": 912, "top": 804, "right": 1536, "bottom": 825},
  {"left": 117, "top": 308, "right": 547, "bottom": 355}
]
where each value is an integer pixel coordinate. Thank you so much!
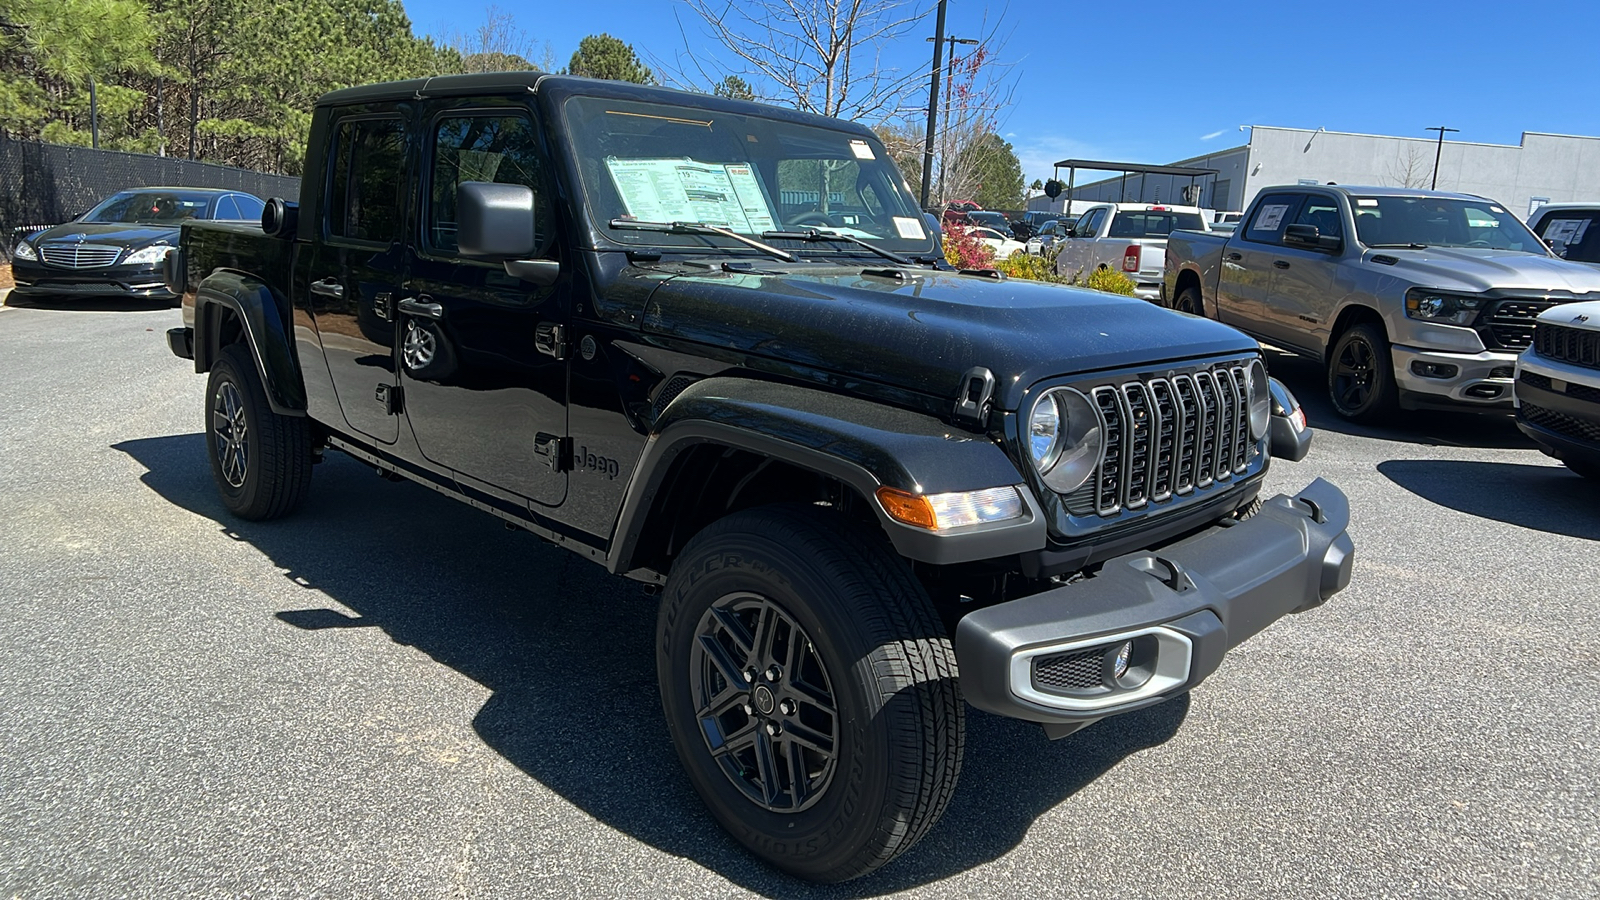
[
  {"left": 1426, "top": 126, "right": 1459, "bottom": 190},
  {"left": 928, "top": 33, "right": 972, "bottom": 208},
  {"left": 918, "top": 1, "right": 948, "bottom": 212},
  {"left": 89, "top": 77, "right": 99, "bottom": 149}
]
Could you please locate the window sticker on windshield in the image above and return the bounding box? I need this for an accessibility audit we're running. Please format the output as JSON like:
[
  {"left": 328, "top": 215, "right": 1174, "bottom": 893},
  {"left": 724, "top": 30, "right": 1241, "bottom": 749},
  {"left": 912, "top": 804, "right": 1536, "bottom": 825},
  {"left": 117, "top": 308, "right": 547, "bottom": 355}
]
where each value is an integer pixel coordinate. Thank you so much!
[
  {"left": 892, "top": 216, "right": 925, "bottom": 240},
  {"left": 1254, "top": 204, "right": 1290, "bottom": 232},
  {"left": 1543, "top": 218, "right": 1591, "bottom": 246},
  {"left": 849, "top": 139, "right": 875, "bottom": 161},
  {"left": 1356, "top": 198, "right": 1378, "bottom": 207},
  {"left": 605, "top": 157, "right": 777, "bottom": 233}
]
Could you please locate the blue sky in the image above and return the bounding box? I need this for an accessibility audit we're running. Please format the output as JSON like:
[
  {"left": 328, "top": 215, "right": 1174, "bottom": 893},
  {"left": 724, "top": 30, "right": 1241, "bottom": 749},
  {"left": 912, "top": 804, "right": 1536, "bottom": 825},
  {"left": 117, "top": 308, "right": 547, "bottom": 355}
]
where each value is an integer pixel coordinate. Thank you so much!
[{"left": 399, "top": 0, "right": 1600, "bottom": 187}]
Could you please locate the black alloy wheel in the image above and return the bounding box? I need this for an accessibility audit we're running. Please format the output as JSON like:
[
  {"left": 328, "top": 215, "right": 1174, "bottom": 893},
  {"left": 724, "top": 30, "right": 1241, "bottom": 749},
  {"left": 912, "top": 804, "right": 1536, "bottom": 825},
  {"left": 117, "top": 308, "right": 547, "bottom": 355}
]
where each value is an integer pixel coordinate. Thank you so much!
[
  {"left": 1327, "top": 322, "right": 1396, "bottom": 423},
  {"left": 657, "top": 504, "right": 963, "bottom": 883},
  {"left": 204, "top": 343, "right": 313, "bottom": 520},
  {"left": 690, "top": 592, "right": 838, "bottom": 812},
  {"left": 1174, "top": 285, "right": 1204, "bottom": 316}
]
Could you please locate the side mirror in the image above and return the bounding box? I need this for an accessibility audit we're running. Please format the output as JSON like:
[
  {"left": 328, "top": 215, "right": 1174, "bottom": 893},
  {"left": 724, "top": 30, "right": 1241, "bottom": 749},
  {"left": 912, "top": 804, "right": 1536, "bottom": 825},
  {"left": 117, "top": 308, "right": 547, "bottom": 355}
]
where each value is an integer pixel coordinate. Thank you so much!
[
  {"left": 1268, "top": 377, "right": 1313, "bottom": 461},
  {"left": 1284, "top": 223, "right": 1342, "bottom": 253},
  {"left": 457, "top": 181, "right": 559, "bottom": 286},
  {"left": 1064, "top": 226, "right": 1077, "bottom": 238}
]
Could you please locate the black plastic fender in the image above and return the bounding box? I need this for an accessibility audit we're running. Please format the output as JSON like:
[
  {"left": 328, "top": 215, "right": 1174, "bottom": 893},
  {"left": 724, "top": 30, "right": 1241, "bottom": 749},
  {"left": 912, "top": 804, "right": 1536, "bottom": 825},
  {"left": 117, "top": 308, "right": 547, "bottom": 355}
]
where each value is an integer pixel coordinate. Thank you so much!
[
  {"left": 193, "top": 270, "right": 306, "bottom": 416},
  {"left": 606, "top": 377, "right": 1047, "bottom": 572}
]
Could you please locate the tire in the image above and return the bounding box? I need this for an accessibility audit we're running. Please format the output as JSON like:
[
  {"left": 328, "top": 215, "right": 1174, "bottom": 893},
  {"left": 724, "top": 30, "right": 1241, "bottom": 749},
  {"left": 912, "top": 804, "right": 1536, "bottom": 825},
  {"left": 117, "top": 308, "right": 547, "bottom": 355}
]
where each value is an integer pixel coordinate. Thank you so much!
[
  {"left": 1174, "top": 284, "right": 1205, "bottom": 317},
  {"left": 1327, "top": 322, "right": 1397, "bottom": 423},
  {"left": 656, "top": 505, "right": 963, "bottom": 882},
  {"left": 205, "top": 343, "right": 313, "bottom": 520}
]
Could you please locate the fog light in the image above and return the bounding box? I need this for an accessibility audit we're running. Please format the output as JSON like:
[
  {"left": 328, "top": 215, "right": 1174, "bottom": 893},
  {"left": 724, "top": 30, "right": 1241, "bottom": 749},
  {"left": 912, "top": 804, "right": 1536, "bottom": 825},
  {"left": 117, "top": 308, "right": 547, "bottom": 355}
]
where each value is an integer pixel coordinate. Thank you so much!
[
  {"left": 1110, "top": 641, "right": 1132, "bottom": 679},
  {"left": 1410, "top": 361, "right": 1459, "bottom": 379}
]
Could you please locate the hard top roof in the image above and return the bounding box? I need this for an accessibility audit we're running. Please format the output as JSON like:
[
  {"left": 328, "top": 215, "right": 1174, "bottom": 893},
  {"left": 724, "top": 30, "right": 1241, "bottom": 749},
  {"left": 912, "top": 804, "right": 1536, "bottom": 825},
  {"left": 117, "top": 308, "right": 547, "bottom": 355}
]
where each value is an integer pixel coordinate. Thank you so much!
[{"left": 1268, "top": 184, "right": 1494, "bottom": 202}]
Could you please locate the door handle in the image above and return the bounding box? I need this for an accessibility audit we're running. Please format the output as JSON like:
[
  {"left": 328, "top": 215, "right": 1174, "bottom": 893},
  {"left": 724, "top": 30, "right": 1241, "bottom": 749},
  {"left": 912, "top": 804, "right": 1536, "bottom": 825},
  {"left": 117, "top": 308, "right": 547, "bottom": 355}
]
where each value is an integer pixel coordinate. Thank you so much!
[
  {"left": 398, "top": 296, "right": 444, "bottom": 320},
  {"left": 310, "top": 278, "right": 343, "bottom": 300},
  {"left": 1273, "top": 260, "right": 1291, "bottom": 269},
  {"left": 1225, "top": 252, "right": 1243, "bottom": 261}
]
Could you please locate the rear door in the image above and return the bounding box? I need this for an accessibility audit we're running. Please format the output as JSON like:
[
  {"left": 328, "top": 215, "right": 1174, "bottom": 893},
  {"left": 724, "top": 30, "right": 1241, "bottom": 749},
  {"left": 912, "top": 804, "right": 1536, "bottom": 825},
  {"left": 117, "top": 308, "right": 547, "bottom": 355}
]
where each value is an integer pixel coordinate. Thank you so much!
[
  {"left": 398, "top": 101, "right": 568, "bottom": 509},
  {"left": 302, "top": 106, "right": 410, "bottom": 444},
  {"left": 1218, "top": 191, "right": 1305, "bottom": 334}
]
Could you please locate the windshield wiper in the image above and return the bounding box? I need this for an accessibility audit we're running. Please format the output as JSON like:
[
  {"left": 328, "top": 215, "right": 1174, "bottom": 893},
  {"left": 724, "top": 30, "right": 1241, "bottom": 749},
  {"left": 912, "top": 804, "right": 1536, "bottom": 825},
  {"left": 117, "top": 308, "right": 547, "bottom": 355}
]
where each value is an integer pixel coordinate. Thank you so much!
[
  {"left": 608, "top": 219, "right": 797, "bottom": 262},
  {"left": 1367, "top": 243, "right": 1429, "bottom": 249},
  {"left": 762, "top": 229, "right": 912, "bottom": 266}
]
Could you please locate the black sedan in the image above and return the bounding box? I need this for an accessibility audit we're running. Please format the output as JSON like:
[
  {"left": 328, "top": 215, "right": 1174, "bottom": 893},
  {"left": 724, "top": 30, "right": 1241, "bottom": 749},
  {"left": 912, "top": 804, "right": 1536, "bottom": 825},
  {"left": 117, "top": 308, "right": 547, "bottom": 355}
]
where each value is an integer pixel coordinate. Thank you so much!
[{"left": 11, "top": 188, "right": 265, "bottom": 301}]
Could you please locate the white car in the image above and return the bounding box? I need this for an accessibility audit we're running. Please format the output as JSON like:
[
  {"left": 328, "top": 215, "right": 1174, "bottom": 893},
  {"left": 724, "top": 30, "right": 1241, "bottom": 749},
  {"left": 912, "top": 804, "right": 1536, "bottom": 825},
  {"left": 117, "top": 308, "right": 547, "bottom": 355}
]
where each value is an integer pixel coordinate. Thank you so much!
[
  {"left": 1023, "top": 219, "right": 1068, "bottom": 256},
  {"left": 1053, "top": 203, "right": 1209, "bottom": 299},
  {"left": 970, "top": 226, "right": 1025, "bottom": 259},
  {"left": 1515, "top": 300, "right": 1600, "bottom": 480}
]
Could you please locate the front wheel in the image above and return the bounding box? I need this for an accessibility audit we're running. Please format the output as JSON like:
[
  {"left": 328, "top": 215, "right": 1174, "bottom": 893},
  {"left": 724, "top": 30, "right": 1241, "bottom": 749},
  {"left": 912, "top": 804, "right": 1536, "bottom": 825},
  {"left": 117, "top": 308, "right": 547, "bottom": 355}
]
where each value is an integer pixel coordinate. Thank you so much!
[
  {"left": 656, "top": 505, "right": 963, "bottom": 882},
  {"left": 205, "top": 343, "right": 313, "bottom": 520},
  {"left": 1327, "top": 322, "right": 1397, "bottom": 423}
]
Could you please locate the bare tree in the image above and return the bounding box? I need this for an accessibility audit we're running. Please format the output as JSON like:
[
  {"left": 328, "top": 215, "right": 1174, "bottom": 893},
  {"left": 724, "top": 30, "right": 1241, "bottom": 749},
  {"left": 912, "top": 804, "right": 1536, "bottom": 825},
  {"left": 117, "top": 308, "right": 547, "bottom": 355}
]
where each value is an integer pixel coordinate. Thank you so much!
[
  {"left": 927, "top": 36, "right": 1017, "bottom": 206},
  {"left": 441, "top": 5, "right": 554, "bottom": 73},
  {"left": 670, "top": 0, "right": 931, "bottom": 122},
  {"left": 1385, "top": 143, "right": 1431, "bottom": 189}
]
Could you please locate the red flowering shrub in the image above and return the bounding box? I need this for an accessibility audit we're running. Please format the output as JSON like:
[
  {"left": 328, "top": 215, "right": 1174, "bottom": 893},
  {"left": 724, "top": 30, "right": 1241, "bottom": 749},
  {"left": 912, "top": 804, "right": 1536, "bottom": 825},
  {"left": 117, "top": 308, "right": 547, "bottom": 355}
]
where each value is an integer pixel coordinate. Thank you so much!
[{"left": 941, "top": 222, "right": 996, "bottom": 269}]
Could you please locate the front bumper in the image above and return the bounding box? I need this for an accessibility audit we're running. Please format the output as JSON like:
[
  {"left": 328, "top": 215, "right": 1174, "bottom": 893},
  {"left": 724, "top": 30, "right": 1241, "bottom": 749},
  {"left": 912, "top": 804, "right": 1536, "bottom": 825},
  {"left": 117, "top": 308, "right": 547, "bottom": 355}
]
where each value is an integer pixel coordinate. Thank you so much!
[
  {"left": 955, "top": 478, "right": 1352, "bottom": 735},
  {"left": 1514, "top": 355, "right": 1600, "bottom": 467},
  {"left": 1391, "top": 344, "right": 1517, "bottom": 409},
  {"left": 10, "top": 260, "right": 175, "bottom": 300}
]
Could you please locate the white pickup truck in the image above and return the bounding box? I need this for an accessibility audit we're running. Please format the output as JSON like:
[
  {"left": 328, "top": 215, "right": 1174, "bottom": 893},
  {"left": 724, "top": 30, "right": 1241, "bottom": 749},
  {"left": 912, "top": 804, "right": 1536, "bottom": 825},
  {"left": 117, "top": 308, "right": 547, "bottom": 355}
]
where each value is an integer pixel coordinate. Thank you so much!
[
  {"left": 1165, "top": 185, "right": 1600, "bottom": 422},
  {"left": 1054, "top": 203, "right": 1209, "bottom": 299}
]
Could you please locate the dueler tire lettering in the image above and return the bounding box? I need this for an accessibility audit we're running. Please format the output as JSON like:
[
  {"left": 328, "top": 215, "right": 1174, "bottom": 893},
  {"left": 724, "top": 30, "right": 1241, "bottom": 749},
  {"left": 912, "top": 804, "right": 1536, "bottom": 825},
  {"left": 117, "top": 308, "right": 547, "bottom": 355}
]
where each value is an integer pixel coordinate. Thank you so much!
[
  {"left": 655, "top": 504, "right": 963, "bottom": 882},
  {"left": 205, "top": 343, "right": 313, "bottom": 520}
]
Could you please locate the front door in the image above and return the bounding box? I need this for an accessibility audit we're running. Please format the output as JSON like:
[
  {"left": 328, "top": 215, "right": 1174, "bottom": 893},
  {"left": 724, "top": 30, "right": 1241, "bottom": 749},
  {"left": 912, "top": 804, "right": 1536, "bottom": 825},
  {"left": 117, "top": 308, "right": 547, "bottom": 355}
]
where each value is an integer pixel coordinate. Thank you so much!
[
  {"left": 399, "top": 104, "right": 568, "bottom": 508},
  {"left": 303, "top": 107, "right": 409, "bottom": 444}
]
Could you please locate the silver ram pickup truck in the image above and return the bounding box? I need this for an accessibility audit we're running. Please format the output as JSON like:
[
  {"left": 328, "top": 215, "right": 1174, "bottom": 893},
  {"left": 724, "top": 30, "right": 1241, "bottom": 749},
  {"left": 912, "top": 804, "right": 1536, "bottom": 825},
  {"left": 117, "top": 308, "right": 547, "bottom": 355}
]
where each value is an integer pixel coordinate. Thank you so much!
[{"left": 1165, "top": 185, "right": 1600, "bottom": 422}]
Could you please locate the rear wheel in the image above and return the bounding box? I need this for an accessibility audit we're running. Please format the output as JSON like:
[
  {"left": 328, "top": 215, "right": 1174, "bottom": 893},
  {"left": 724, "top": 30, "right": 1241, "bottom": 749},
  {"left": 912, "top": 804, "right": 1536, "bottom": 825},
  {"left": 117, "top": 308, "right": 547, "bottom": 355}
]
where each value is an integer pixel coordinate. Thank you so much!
[
  {"left": 1327, "top": 322, "right": 1397, "bottom": 423},
  {"left": 1174, "top": 285, "right": 1205, "bottom": 317},
  {"left": 656, "top": 505, "right": 963, "bottom": 882},
  {"left": 205, "top": 343, "right": 313, "bottom": 520}
]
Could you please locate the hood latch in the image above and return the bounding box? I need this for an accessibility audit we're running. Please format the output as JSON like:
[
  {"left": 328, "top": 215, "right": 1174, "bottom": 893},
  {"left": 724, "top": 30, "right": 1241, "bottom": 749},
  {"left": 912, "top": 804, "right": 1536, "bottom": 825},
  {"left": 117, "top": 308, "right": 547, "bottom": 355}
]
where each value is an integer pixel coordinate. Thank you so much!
[{"left": 953, "top": 366, "right": 996, "bottom": 429}]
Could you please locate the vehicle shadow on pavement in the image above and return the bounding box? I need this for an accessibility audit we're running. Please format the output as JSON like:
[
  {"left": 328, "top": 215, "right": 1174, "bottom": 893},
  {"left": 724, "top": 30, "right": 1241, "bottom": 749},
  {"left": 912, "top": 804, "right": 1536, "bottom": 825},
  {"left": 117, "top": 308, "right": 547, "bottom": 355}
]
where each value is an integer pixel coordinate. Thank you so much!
[
  {"left": 115, "top": 433, "right": 1188, "bottom": 897},
  {"left": 1377, "top": 459, "right": 1600, "bottom": 541},
  {"left": 4, "top": 294, "right": 178, "bottom": 312},
  {"left": 1263, "top": 348, "right": 1532, "bottom": 450}
]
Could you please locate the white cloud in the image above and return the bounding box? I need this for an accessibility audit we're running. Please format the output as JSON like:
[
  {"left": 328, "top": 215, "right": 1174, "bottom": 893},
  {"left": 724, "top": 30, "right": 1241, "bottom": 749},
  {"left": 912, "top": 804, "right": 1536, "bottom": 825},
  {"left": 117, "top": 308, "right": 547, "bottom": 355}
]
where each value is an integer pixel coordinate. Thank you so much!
[{"left": 1200, "top": 129, "right": 1227, "bottom": 141}]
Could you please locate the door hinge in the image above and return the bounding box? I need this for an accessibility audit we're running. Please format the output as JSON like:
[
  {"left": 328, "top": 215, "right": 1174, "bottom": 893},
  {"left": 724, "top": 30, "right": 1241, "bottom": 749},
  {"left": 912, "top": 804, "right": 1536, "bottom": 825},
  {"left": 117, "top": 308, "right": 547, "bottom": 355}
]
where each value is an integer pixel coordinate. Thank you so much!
[
  {"left": 374, "top": 291, "right": 393, "bottom": 322},
  {"left": 376, "top": 383, "right": 403, "bottom": 415},
  {"left": 535, "top": 322, "right": 567, "bottom": 360},
  {"left": 534, "top": 433, "right": 571, "bottom": 471}
]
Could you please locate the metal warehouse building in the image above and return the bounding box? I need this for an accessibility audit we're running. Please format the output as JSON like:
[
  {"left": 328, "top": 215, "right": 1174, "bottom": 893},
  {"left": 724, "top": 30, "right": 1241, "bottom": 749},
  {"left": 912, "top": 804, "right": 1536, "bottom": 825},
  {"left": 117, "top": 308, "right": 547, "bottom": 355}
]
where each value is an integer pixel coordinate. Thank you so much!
[{"left": 1027, "top": 126, "right": 1600, "bottom": 219}]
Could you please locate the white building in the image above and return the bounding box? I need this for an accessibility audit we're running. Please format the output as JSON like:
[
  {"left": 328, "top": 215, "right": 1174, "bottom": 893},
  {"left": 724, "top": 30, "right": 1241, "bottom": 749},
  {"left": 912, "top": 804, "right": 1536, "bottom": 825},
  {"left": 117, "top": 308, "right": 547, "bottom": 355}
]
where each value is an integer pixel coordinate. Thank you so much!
[{"left": 1028, "top": 126, "right": 1600, "bottom": 219}]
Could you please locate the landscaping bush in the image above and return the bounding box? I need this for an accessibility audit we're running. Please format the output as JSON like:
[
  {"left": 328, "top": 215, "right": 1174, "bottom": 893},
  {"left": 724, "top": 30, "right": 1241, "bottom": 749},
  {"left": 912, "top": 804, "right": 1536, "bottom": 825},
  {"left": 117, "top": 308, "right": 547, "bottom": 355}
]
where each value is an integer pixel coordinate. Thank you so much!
[
  {"left": 941, "top": 222, "right": 996, "bottom": 269},
  {"left": 1083, "top": 266, "right": 1137, "bottom": 296}
]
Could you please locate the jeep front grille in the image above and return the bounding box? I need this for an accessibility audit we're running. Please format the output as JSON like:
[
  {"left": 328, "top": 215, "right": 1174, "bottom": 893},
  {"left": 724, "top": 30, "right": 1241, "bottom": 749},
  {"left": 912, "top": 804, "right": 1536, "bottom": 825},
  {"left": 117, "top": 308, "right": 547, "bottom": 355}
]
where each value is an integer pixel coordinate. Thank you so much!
[
  {"left": 1534, "top": 322, "right": 1600, "bottom": 371},
  {"left": 1070, "top": 363, "right": 1255, "bottom": 518}
]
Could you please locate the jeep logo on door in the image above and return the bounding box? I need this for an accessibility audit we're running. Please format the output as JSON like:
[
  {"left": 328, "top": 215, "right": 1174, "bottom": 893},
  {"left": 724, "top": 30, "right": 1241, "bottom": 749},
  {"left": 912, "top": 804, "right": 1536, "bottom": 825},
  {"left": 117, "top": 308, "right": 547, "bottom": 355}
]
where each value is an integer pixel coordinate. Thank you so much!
[{"left": 576, "top": 445, "right": 620, "bottom": 480}]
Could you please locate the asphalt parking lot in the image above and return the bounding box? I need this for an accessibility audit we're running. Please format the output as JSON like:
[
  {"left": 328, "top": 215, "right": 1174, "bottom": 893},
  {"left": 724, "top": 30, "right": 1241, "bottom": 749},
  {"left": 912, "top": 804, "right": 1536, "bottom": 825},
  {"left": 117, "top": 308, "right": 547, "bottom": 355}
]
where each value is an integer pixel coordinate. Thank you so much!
[{"left": 2, "top": 298, "right": 1597, "bottom": 899}]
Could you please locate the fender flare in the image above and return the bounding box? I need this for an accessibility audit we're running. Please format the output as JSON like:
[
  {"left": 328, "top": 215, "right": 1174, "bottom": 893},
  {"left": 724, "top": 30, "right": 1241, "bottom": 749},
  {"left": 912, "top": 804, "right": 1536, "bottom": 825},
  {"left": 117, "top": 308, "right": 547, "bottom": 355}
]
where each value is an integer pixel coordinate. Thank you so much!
[
  {"left": 193, "top": 270, "right": 306, "bottom": 416},
  {"left": 606, "top": 377, "right": 1047, "bottom": 573}
]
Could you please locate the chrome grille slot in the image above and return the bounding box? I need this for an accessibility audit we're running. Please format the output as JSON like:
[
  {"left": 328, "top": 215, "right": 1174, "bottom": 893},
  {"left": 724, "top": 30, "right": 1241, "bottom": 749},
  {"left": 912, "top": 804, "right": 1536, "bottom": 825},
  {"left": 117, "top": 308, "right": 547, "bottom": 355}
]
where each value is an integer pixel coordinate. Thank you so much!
[
  {"left": 1535, "top": 322, "right": 1600, "bottom": 370},
  {"left": 1092, "top": 387, "right": 1124, "bottom": 515},
  {"left": 1208, "top": 370, "right": 1235, "bottom": 483},
  {"left": 40, "top": 243, "right": 123, "bottom": 269},
  {"left": 1148, "top": 379, "right": 1177, "bottom": 501},
  {"left": 1171, "top": 375, "right": 1200, "bottom": 493},
  {"left": 1229, "top": 366, "right": 1251, "bottom": 473},
  {"left": 1120, "top": 383, "right": 1152, "bottom": 509},
  {"left": 1193, "top": 373, "right": 1219, "bottom": 487}
]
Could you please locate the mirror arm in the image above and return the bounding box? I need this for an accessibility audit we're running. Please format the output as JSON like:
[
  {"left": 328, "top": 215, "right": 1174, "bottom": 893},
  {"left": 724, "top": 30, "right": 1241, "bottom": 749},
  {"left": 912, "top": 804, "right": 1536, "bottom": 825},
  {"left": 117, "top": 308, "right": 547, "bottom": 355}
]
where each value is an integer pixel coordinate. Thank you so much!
[{"left": 504, "top": 258, "right": 560, "bottom": 286}]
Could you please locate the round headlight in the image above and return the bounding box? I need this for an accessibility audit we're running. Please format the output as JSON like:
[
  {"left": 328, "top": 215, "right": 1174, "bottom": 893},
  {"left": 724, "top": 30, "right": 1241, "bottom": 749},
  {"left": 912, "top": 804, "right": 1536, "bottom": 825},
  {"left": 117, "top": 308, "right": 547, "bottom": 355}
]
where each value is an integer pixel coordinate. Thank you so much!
[
  {"left": 1248, "top": 359, "right": 1271, "bottom": 439},
  {"left": 1029, "top": 388, "right": 1102, "bottom": 494}
]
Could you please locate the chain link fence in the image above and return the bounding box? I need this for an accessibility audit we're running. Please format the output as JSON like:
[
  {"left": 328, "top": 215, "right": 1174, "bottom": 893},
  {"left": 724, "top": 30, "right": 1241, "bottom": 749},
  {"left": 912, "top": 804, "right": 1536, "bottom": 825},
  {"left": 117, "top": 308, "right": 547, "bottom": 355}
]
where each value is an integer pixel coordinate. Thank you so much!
[{"left": 0, "top": 135, "right": 301, "bottom": 259}]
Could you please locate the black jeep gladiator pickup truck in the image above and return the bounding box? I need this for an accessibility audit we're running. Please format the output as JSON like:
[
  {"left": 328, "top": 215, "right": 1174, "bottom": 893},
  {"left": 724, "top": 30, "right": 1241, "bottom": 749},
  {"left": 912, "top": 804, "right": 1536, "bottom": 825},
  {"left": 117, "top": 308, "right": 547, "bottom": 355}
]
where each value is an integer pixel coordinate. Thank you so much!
[{"left": 165, "top": 72, "right": 1353, "bottom": 882}]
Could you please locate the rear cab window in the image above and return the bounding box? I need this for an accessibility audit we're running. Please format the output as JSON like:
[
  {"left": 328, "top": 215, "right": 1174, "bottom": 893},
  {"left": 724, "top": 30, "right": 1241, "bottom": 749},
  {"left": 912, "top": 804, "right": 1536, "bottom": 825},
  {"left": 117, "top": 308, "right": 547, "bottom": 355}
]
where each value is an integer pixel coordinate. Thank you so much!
[
  {"left": 327, "top": 116, "right": 406, "bottom": 244},
  {"left": 1107, "top": 209, "right": 1206, "bottom": 238}
]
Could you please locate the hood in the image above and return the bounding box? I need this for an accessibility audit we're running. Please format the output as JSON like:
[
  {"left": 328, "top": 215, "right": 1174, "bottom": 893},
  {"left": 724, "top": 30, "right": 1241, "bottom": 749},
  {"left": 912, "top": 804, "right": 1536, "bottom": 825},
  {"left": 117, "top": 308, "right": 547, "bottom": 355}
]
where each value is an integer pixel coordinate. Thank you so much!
[
  {"left": 1365, "top": 247, "right": 1600, "bottom": 295},
  {"left": 30, "top": 221, "right": 180, "bottom": 250},
  {"left": 642, "top": 266, "right": 1256, "bottom": 411},
  {"left": 1537, "top": 299, "right": 1600, "bottom": 333}
]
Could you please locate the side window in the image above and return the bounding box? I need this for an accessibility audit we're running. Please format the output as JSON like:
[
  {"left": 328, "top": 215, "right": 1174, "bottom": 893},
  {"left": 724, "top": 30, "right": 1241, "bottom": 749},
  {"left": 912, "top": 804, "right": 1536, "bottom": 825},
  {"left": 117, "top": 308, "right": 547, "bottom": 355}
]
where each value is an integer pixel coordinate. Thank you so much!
[
  {"left": 428, "top": 114, "right": 547, "bottom": 254},
  {"left": 328, "top": 116, "right": 406, "bottom": 244},
  {"left": 1079, "top": 208, "right": 1105, "bottom": 238},
  {"left": 1245, "top": 193, "right": 1304, "bottom": 244},
  {"left": 1293, "top": 196, "right": 1342, "bottom": 239},
  {"left": 214, "top": 195, "right": 241, "bottom": 220},
  {"left": 234, "top": 194, "right": 266, "bottom": 223}
]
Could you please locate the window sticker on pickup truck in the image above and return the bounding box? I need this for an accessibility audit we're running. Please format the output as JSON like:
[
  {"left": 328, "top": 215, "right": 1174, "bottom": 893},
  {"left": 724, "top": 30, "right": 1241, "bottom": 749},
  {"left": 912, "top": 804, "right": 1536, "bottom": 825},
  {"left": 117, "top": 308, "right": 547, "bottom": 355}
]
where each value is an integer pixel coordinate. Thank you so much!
[
  {"left": 605, "top": 157, "right": 777, "bottom": 233},
  {"left": 1254, "top": 204, "right": 1290, "bottom": 232},
  {"left": 1543, "top": 218, "right": 1591, "bottom": 247}
]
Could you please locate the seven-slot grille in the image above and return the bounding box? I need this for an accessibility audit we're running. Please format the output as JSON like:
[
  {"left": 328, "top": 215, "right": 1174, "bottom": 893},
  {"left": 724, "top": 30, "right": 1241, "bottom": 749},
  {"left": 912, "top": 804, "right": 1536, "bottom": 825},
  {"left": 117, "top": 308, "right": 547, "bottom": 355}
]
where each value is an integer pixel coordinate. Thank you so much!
[
  {"left": 1083, "top": 365, "right": 1253, "bottom": 517},
  {"left": 1534, "top": 322, "right": 1600, "bottom": 371},
  {"left": 39, "top": 243, "right": 123, "bottom": 269}
]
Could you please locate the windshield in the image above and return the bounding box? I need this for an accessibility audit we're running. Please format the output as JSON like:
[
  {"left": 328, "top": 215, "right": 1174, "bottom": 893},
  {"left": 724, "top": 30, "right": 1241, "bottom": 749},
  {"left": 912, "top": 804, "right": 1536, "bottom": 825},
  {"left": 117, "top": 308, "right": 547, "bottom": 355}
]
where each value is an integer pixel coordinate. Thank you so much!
[
  {"left": 81, "top": 190, "right": 218, "bottom": 224},
  {"left": 561, "top": 95, "right": 938, "bottom": 256},
  {"left": 1352, "top": 196, "right": 1545, "bottom": 253},
  {"left": 1536, "top": 211, "right": 1600, "bottom": 264},
  {"left": 1108, "top": 210, "right": 1205, "bottom": 238}
]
